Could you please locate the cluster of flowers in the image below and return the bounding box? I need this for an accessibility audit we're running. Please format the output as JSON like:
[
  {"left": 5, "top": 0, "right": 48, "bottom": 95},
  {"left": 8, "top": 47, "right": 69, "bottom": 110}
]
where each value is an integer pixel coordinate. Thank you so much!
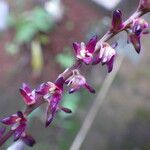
[
  {"left": 0, "top": 72, "right": 96, "bottom": 147},
  {"left": 0, "top": 0, "right": 149, "bottom": 148},
  {"left": 73, "top": 10, "right": 149, "bottom": 70}
]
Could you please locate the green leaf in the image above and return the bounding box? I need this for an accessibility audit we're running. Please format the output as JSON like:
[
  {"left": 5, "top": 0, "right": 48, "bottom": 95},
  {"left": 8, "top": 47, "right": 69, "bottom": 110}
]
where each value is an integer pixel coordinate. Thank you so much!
[
  {"left": 15, "top": 22, "right": 37, "bottom": 43},
  {"left": 31, "top": 7, "right": 55, "bottom": 32}
]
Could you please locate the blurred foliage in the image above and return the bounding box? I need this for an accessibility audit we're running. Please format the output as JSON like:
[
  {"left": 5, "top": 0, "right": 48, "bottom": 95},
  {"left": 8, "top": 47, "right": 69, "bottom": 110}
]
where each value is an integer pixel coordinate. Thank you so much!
[
  {"left": 8, "top": 7, "right": 55, "bottom": 45},
  {"left": 5, "top": 7, "right": 56, "bottom": 77}
]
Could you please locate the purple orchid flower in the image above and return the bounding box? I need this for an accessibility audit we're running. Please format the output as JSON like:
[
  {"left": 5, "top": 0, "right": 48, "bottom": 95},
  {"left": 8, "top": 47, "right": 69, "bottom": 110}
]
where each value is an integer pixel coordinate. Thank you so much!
[
  {"left": 1, "top": 111, "right": 26, "bottom": 141},
  {"left": 36, "top": 77, "right": 71, "bottom": 127},
  {"left": 92, "top": 42, "right": 116, "bottom": 73},
  {"left": 65, "top": 70, "right": 95, "bottom": 94},
  {"left": 73, "top": 35, "right": 97, "bottom": 64},
  {"left": 112, "top": 9, "right": 124, "bottom": 31},
  {"left": 19, "top": 83, "right": 36, "bottom": 106},
  {"left": 36, "top": 77, "right": 64, "bottom": 96},
  {"left": 45, "top": 93, "right": 72, "bottom": 127},
  {"left": 127, "top": 18, "right": 149, "bottom": 53},
  {"left": 0, "top": 111, "right": 36, "bottom": 146}
]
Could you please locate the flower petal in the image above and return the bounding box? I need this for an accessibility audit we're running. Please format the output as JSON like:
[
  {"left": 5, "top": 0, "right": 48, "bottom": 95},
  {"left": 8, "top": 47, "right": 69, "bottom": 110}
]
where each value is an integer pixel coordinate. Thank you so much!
[
  {"left": 45, "top": 94, "right": 61, "bottom": 127},
  {"left": 60, "top": 107, "right": 72, "bottom": 113},
  {"left": 107, "top": 55, "right": 115, "bottom": 73},
  {"left": 69, "top": 88, "right": 76, "bottom": 94},
  {"left": 73, "top": 42, "right": 80, "bottom": 55},
  {"left": 36, "top": 83, "right": 50, "bottom": 95},
  {"left": 0, "top": 126, "right": 6, "bottom": 138},
  {"left": 129, "top": 34, "right": 141, "bottom": 54},
  {"left": 54, "top": 77, "right": 64, "bottom": 91},
  {"left": 20, "top": 89, "right": 36, "bottom": 105},
  {"left": 92, "top": 56, "right": 101, "bottom": 65},
  {"left": 86, "top": 35, "right": 97, "bottom": 53},
  {"left": 1, "top": 115, "right": 18, "bottom": 125},
  {"left": 22, "top": 134, "right": 36, "bottom": 147},
  {"left": 14, "top": 123, "right": 26, "bottom": 141},
  {"left": 45, "top": 114, "right": 53, "bottom": 127},
  {"left": 132, "top": 24, "right": 143, "bottom": 36},
  {"left": 17, "top": 111, "right": 24, "bottom": 119},
  {"left": 22, "top": 83, "right": 31, "bottom": 94},
  {"left": 84, "top": 83, "right": 96, "bottom": 94}
]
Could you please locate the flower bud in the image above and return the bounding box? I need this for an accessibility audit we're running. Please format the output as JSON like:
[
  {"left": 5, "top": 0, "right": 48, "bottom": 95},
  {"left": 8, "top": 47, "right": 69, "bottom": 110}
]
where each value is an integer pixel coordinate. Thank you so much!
[{"left": 112, "top": 9, "right": 124, "bottom": 31}]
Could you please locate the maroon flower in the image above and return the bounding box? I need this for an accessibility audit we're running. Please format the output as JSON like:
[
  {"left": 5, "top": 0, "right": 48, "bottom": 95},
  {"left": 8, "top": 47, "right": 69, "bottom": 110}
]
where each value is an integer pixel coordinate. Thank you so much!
[
  {"left": 36, "top": 77, "right": 64, "bottom": 97},
  {"left": 127, "top": 18, "right": 149, "bottom": 53},
  {"left": 73, "top": 36, "right": 97, "bottom": 64},
  {"left": 66, "top": 70, "right": 95, "bottom": 94},
  {"left": 19, "top": 83, "right": 36, "bottom": 106},
  {"left": 1, "top": 111, "right": 36, "bottom": 146},
  {"left": 45, "top": 93, "right": 72, "bottom": 127},
  {"left": 1, "top": 111, "right": 26, "bottom": 141},
  {"left": 36, "top": 77, "right": 70, "bottom": 127},
  {"left": 92, "top": 42, "right": 116, "bottom": 73},
  {"left": 111, "top": 9, "right": 124, "bottom": 31}
]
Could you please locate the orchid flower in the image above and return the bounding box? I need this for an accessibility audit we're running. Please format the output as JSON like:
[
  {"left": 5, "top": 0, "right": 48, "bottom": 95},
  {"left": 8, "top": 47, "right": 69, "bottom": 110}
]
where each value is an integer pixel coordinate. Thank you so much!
[
  {"left": 73, "top": 36, "right": 97, "bottom": 64},
  {"left": 66, "top": 70, "right": 95, "bottom": 94},
  {"left": 93, "top": 42, "right": 116, "bottom": 73},
  {"left": 127, "top": 18, "right": 149, "bottom": 53}
]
